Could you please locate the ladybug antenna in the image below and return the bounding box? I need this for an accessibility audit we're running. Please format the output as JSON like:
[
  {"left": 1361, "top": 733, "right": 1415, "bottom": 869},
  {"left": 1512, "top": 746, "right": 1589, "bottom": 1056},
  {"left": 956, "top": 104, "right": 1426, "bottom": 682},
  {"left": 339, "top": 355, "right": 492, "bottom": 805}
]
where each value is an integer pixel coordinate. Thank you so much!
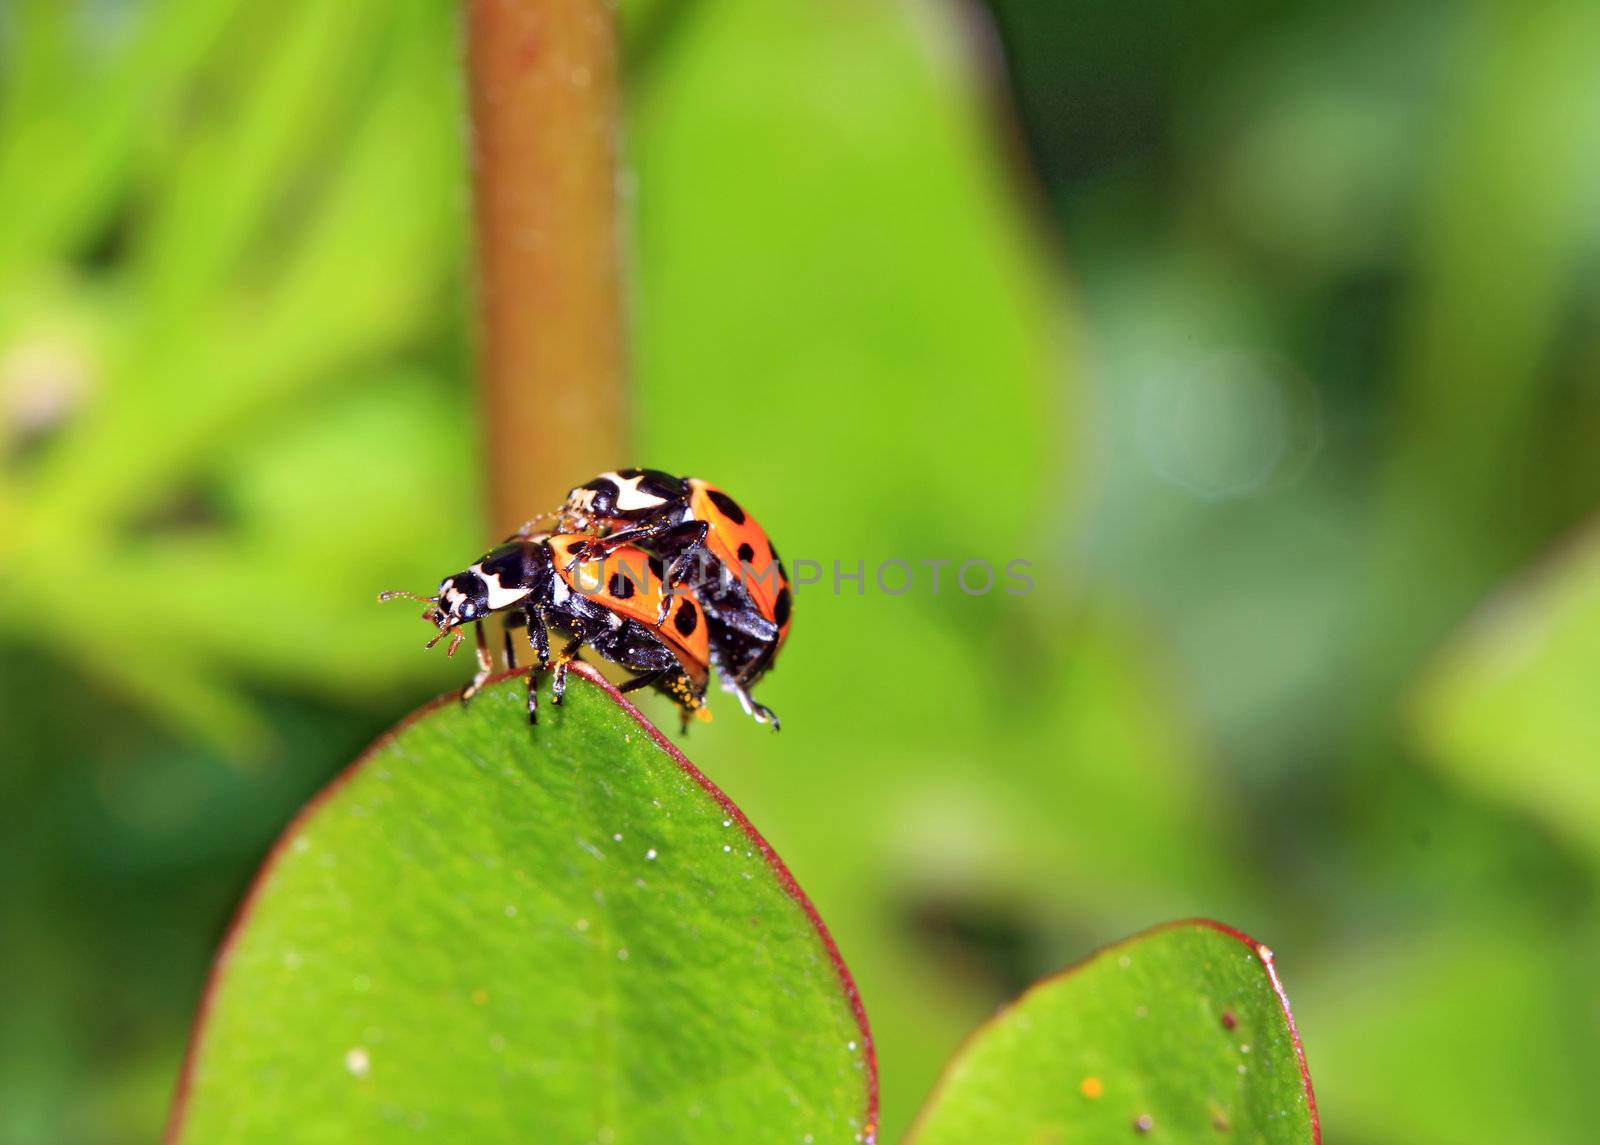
[
  {"left": 383, "top": 589, "right": 450, "bottom": 639},
  {"left": 511, "top": 509, "right": 562, "bottom": 537},
  {"left": 379, "top": 589, "right": 436, "bottom": 605}
]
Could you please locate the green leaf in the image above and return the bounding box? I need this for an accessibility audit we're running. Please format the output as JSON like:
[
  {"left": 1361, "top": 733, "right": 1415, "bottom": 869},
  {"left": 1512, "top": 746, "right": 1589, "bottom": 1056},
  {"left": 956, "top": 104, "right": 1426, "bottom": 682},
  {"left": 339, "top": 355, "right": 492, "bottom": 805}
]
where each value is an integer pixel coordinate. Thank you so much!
[
  {"left": 169, "top": 667, "right": 876, "bottom": 1144},
  {"left": 907, "top": 920, "right": 1319, "bottom": 1144}
]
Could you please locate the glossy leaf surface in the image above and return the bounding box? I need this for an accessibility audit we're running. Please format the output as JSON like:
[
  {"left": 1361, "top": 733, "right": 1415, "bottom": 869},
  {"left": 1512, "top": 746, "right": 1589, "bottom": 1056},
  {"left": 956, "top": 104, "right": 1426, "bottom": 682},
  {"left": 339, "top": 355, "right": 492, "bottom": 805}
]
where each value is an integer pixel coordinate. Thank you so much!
[
  {"left": 171, "top": 668, "right": 876, "bottom": 1144},
  {"left": 909, "top": 920, "right": 1318, "bottom": 1144}
]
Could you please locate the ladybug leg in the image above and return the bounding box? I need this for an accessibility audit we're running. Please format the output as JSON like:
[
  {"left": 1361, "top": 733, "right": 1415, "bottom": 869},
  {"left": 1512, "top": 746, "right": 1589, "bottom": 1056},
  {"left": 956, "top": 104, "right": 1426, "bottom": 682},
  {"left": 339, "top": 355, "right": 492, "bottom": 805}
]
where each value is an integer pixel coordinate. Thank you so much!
[
  {"left": 663, "top": 668, "right": 708, "bottom": 733},
  {"left": 728, "top": 679, "right": 780, "bottom": 731},
  {"left": 732, "top": 639, "right": 779, "bottom": 687},
  {"left": 705, "top": 636, "right": 779, "bottom": 729},
  {"left": 520, "top": 607, "right": 551, "bottom": 725},
  {"left": 525, "top": 606, "right": 551, "bottom": 668},
  {"left": 460, "top": 621, "right": 493, "bottom": 703},
  {"left": 638, "top": 521, "right": 712, "bottom": 624},
  {"left": 569, "top": 514, "right": 707, "bottom": 580},
  {"left": 654, "top": 587, "right": 677, "bottom": 628},
  {"left": 561, "top": 546, "right": 591, "bottom": 574},
  {"left": 640, "top": 520, "right": 710, "bottom": 584},
  {"left": 617, "top": 668, "right": 668, "bottom": 695},
  {"left": 502, "top": 622, "right": 518, "bottom": 671},
  {"left": 560, "top": 516, "right": 660, "bottom": 569},
  {"left": 551, "top": 637, "right": 584, "bottom": 705},
  {"left": 713, "top": 597, "right": 780, "bottom": 643},
  {"left": 584, "top": 623, "right": 705, "bottom": 729},
  {"left": 510, "top": 509, "right": 561, "bottom": 537}
]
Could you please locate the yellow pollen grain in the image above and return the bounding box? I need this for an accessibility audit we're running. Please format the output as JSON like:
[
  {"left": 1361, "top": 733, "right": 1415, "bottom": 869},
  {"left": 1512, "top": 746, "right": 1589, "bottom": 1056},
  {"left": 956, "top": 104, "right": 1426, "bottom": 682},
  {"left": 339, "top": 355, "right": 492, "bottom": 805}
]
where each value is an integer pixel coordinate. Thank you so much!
[{"left": 1080, "top": 1076, "right": 1103, "bottom": 1099}]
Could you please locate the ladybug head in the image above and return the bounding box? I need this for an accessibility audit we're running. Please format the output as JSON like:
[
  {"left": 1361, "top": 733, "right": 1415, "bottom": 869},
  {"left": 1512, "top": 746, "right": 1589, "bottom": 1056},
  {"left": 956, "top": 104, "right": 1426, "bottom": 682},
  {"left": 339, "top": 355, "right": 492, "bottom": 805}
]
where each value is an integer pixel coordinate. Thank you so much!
[
  {"left": 382, "top": 542, "right": 546, "bottom": 653},
  {"left": 377, "top": 574, "right": 485, "bottom": 645},
  {"left": 435, "top": 569, "right": 490, "bottom": 630},
  {"left": 565, "top": 475, "right": 619, "bottom": 520},
  {"left": 433, "top": 542, "right": 546, "bottom": 635},
  {"left": 564, "top": 468, "right": 684, "bottom": 525}
]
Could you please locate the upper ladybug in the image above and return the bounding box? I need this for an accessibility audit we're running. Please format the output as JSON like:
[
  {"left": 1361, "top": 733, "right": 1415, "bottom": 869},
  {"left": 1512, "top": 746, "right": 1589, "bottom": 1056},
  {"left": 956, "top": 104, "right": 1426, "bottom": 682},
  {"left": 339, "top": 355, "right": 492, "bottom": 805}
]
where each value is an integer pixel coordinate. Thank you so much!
[{"left": 556, "top": 469, "right": 791, "bottom": 728}]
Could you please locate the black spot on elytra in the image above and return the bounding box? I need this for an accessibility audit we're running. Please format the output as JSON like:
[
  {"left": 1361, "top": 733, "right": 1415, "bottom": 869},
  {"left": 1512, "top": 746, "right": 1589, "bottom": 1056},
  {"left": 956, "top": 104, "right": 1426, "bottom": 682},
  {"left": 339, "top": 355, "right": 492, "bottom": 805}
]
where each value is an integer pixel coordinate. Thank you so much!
[
  {"left": 608, "top": 572, "right": 635, "bottom": 600},
  {"left": 767, "top": 539, "right": 780, "bottom": 562},
  {"left": 674, "top": 599, "right": 699, "bottom": 637},
  {"left": 773, "top": 586, "right": 791, "bottom": 627},
  {"left": 706, "top": 489, "right": 746, "bottom": 524},
  {"left": 737, "top": 542, "right": 756, "bottom": 564}
]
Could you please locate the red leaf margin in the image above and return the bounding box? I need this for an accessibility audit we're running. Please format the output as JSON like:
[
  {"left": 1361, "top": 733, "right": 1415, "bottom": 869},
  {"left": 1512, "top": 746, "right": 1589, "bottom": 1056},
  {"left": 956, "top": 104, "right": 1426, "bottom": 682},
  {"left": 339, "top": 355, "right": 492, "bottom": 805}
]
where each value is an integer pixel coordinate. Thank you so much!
[
  {"left": 164, "top": 662, "right": 880, "bottom": 1144},
  {"left": 903, "top": 917, "right": 1320, "bottom": 1144}
]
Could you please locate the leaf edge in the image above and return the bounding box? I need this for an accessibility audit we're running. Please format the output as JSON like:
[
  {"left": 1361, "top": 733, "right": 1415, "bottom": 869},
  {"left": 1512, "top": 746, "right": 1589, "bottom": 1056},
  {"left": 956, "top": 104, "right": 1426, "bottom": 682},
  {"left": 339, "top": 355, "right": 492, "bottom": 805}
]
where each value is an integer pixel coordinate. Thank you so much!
[
  {"left": 162, "top": 662, "right": 881, "bottom": 1144},
  {"left": 902, "top": 917, "right": 1321, "bottom": 1145}
]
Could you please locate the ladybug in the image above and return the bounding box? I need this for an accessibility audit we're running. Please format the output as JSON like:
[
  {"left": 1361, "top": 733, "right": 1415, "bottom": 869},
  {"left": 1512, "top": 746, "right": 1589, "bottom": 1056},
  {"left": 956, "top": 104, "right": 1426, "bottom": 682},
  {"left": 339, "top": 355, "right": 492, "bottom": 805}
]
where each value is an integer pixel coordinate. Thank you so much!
[
  {"left": 554, "top": 469, "right": 790, "bottom": 727},
  {"left": 383, "top": 533, "right": 710, "bottom": 729}
]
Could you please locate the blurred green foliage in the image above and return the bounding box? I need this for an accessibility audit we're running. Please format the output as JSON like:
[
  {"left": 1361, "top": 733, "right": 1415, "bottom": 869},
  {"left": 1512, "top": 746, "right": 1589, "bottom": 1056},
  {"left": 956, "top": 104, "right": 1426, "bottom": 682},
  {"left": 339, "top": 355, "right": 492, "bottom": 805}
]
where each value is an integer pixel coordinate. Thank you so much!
[
  {"left": 2, "top": 0, "right": 1599, "bottom": 1142},
  {"left": 1416, "top": 525, "right": 1600, "bottom": 867}
]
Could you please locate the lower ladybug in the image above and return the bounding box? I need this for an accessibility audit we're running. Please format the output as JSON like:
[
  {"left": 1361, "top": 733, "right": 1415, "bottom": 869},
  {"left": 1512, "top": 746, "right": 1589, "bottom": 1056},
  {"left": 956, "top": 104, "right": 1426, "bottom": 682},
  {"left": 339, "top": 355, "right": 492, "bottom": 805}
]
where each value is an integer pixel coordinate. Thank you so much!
[
  {"left": 554, "top": 469, "right": 790, "bottom": 727},
  {"left": 383, "top": 533, "right": 711, "bottom": 730}
]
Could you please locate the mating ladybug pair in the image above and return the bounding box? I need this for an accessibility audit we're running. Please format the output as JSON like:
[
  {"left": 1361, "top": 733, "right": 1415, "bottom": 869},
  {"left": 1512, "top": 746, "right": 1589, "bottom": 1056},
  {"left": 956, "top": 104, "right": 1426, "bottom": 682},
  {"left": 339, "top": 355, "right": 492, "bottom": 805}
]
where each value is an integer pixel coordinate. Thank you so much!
[{"left": 383, "top": 470, "right": 791, "bottom": 731}]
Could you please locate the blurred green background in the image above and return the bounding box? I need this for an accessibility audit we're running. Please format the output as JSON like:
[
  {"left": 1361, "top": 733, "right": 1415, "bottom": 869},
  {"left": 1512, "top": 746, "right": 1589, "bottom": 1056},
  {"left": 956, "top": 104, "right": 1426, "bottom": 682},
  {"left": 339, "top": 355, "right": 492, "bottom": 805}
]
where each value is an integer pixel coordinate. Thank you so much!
[{"left": 3, "top": 0, "right": 1598, "bottom": 1141}]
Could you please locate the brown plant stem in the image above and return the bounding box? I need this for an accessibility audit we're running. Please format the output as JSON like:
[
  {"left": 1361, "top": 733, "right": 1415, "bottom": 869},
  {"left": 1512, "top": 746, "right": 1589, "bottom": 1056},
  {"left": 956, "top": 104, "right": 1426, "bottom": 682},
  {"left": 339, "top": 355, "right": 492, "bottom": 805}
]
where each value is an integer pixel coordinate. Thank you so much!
[{"left": 465, "top": 0, "right": 630, "bottom": 537}]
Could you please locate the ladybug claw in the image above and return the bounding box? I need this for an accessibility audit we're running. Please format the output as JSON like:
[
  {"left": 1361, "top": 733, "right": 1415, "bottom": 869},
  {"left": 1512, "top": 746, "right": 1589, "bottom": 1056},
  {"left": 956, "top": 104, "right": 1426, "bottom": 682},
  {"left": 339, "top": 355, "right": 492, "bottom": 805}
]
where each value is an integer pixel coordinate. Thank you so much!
[{"left": 563, "top": 538, "right": 609, "bottom": 566}]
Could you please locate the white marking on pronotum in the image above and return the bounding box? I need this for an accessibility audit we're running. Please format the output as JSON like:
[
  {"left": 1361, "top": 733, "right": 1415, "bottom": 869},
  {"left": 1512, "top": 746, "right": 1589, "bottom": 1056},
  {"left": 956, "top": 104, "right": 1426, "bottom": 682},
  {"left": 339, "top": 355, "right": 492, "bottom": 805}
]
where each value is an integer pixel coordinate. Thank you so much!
[
  {"left": 479, "top": 569, "right": 531, "bottom": 610},
  {"left": 612, "top": 472, "right": 670, "bottom": 512}
]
